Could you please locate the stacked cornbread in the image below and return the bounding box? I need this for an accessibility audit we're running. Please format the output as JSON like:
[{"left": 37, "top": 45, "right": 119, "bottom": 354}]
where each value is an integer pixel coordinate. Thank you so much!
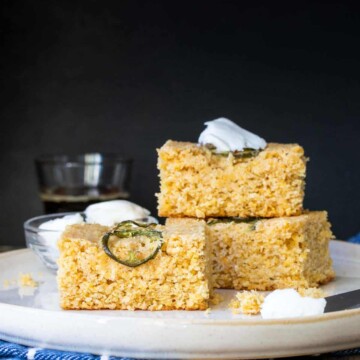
[
  {"left": 158, "top": 118, "right": 335, "bottom": 291},
  {"left": 58, "top": 118, "right": 334, "bottom": 311}
]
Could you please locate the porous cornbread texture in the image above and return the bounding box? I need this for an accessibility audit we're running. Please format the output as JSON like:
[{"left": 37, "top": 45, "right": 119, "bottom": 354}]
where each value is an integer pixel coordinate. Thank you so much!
[
  {"left": 229, "top": 291, "right": 265, "bottom": 315},
  {"left": 157, "top": 141, "right": 306, "bottom": 218},
  {"left": 208, "top": 211, "right": 334, "bottom": 290},
  {"left": 57, "top": 219, "right": 212, "bottom": 310}
]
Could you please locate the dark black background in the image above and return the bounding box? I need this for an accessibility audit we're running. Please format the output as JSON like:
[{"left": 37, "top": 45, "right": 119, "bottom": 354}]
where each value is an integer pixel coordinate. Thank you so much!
[{"left": 1, "top": 1, "right": 359, "bottom": 246}]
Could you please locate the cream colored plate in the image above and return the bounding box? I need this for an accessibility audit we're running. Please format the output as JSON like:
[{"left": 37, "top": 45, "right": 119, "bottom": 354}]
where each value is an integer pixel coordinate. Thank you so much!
[{"left": 0, "top": 240, "right": 359, "bottom": 359}]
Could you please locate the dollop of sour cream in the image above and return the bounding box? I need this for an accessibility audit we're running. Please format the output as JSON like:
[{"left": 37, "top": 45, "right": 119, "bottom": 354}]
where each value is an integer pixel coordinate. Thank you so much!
[
  {"left": 85, "top": 200, "right": 156, "bottom": 226},
  {"left": 198, "top": 117, "right": 267, "bottom": 153},
  {"left": 39, "top": 213, "right": 85, "bottom": 232},
  {"left": 260, "top": 289, "right": 326, "bottom": 319},
  {"left": 39, "top": 213, "right": 84, "bottom": 251}
]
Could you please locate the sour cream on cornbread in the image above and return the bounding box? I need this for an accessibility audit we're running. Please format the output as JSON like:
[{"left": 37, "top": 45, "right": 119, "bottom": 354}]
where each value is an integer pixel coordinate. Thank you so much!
[
  {"left": 85, "top": 200, "right": 157, "bottom": 226},
  {"left": 198, "top": 118, "right": 267, "bottom": 153},
  {"left": 261, "top": 289, "right": 326, "bottom": 319}
]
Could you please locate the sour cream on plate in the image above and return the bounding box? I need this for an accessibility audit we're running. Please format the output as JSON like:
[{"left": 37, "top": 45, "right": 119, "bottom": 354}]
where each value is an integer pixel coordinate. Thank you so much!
[{"left": 261, "top": 289, "right": 326, "bottom": 319}]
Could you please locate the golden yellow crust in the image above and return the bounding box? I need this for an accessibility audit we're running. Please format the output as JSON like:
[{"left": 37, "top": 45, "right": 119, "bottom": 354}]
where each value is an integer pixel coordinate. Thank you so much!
[
  {"left": 157, "top": 141, "right": 306, "bottom": 218},
  {"left": 208, "top": 211, "right": 335, "bottom": 291},
  {"left": 57, "top": 220, "right": 212, "bottom": 311}
]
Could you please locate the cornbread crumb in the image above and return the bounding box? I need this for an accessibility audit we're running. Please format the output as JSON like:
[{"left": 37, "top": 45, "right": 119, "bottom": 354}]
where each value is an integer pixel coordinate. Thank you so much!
[
  {"left": 5, "top": 279, "right": 17, "bottom": 288},
  {"left": 210, "top": 292, "right": 224, "bottom": 306},
  {"left": 157, "top": 141, "right": 306, "bottom": 218},
  {"left": 19, "top": 273, "right": 38, "bottom": 288},
  {"left": 16, "top": 273, "right": 38, "bottom": 298},
  {"left": 229, "top": 291, "right": 265, "bottom": 315},
  {"left": 298, "top": 287, "right": 326, "bottom": 298},
  {"left": 209, "top": 211, "right": 335, "bottom": 290},
  {"left": 204, "top": 308, "right": 212, "bottom": 316},
  {"left": 3, "top": 275, "right": 39, "bottom": 290},
  {"left": 58, "top": 220, "right": 212, "bottom": 310}
]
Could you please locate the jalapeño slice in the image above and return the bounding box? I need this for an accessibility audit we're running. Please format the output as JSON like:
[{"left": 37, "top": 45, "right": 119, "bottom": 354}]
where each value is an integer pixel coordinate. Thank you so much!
[
  {"left": 101, "top": 220, "right": 163, "bottom": 267},
  {"left": 204, "top": 143, "right": 261, "bottom": 159}
]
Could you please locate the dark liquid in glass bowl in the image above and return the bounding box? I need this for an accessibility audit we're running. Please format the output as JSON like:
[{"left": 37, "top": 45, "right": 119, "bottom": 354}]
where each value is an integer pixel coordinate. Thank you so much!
[{"left": 40, "top": 186, "right": 129, "bottom": 213}]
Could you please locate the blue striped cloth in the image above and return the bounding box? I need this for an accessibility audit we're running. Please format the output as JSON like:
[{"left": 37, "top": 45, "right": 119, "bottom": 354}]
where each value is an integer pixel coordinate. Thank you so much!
[
  {"left": 1, "top": 234, "right": 360, "bottom": 359},
  {"left": 349, "top": 232, "right": 360, "bottom": 244},
  {"left": 3, "top": 339, "right": 359, "bottom": 360},
  {"left": 0, "top": 340, "right": 127, "bottom": 360}
]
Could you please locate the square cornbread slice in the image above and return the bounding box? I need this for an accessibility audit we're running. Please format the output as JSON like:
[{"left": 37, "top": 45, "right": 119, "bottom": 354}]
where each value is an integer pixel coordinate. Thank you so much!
[
  {"left": 207, "top": 211, "right": 334, "bottom": 290},
  {"left": 57, "top": 219, "right": 212, "bottom": 310},
  {"left": 157, "top": 141, "right": 306, "bottom": 218}
]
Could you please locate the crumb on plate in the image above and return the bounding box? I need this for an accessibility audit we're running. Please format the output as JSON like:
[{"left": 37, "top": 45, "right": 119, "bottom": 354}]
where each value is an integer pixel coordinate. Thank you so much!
[
  {"left": 3, "top": 279, "right": 10, "bottom": 289},
  {"left": 210, "top": 292, "right": 224, "bottom": 306},
  {"left": 298, "top": 287, "right": 326, "bottom": 298},
  {"left": 229, "top": 290, "right": 265, "bottom": 315},
  {"left": 19, "top": 273, "right": 38, "bottom": 288}
]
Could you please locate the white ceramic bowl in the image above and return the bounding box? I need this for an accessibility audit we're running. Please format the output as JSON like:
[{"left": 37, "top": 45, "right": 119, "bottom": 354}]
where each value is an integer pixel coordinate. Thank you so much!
[{"left": 24, "top": 212, "right": 158, "bottom": 272}]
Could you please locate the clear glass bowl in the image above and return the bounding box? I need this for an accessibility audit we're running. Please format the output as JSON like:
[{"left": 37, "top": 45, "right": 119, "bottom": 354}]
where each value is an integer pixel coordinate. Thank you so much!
[
  {"left": 24, "top": 212, "right": 79, "bottom": 272},
  {"left": 24, "top": 213, "right": 158, "bottom": 272}
]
